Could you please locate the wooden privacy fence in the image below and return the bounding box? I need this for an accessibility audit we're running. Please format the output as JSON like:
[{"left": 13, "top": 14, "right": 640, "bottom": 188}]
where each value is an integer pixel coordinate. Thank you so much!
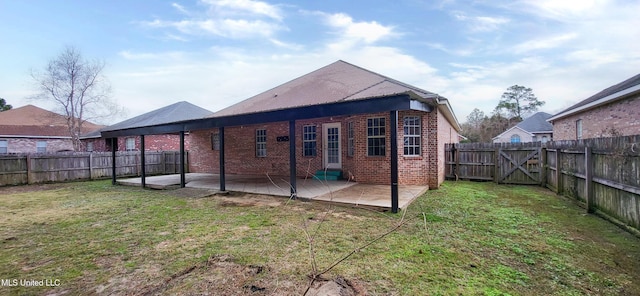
[
  {"left": 446, "top": 135, "right": 640, "bottom": 232},
  {"left": 0, "top": 151, "right": 189, "bottom": 186}
]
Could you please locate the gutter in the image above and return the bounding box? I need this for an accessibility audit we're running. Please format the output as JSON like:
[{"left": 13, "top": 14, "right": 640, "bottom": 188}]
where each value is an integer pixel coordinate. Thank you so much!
[{"left": 434, "top": 95, "right": 462, "bottom": 132}]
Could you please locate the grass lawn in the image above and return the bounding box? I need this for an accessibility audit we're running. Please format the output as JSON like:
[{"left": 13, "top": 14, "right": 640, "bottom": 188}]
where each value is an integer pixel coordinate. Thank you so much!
[{"left": 1, "top": 180, "right": 639, "bottom": 295}]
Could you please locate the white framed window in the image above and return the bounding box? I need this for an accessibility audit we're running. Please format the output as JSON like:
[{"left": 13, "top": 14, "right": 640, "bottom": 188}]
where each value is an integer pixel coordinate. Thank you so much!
[
  {"left": 86, "top": 142, "right": 94, "bottom": 152},
  {"left": 211, "top": 133, "right": 220, "bottom": 151},
  {"left": 542, "top": 136, "right": 548, "bottom": 143},
  {"left": 256, "top": 129, "right": 267, "bottom": 157},
  {"left": 36, "top": 141, "right": 47, "bottom": 153},
  {"left": 403, "top": 116, "right": 421, "bottom": 156},
  {"left": 0, "top": 140, "right": 7, "bottom": 154},
  {"left": 510, "top": 134, "right": 521, "bottom": 143},
  {"left": 576, "top": 119, "right": 583, "bottom": 140},
  {"left": 302, "top": 125, "right": 316, "bottom": 157},
  {"left": 347, "top": 122, "right": 354, "bottom": 157},
  {"left": 367, "top": 117, "right": 385, "bottom": 156},
  {"left": 125, "top": 137, "right": 136, "bottom": 151}
]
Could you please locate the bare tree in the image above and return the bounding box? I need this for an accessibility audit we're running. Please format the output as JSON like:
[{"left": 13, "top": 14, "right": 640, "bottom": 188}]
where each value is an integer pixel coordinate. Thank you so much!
[{"left": 31, "top": 46, "right": 121, "bottom": 151}]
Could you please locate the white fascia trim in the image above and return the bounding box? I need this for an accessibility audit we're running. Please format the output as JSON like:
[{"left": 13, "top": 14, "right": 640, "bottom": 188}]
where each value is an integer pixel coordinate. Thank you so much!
[{"left": 548, "top": 84, "right": 640, "bottom": 122}]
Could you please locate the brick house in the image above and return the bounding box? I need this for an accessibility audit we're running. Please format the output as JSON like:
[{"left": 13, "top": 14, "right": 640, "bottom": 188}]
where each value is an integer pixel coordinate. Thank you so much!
[
  {"left": 0, "top": 105, "right": 103, "bottom": 154},
  {"left": 101, "top": 61, "right": 461, "bottom": 211},
  {"left": 81, "top": 101, "right": 213, "bottom": 152},
  {"left": 548, "top": 73, "right": 640, "bottom": 140},
  {"left": 492, "top": 112, "right": 553, "bottom": 143}
]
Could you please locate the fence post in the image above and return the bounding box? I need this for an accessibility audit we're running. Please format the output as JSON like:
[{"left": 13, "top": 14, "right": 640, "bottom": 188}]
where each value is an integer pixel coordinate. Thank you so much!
[
  {"left": 585, "top": 146, "right": 594, "bottom": 213},
  {"left": 540, "top": 147, "right": 547, "bottom": 188},
  {"left": 556, "top": 149, "right": 563, "bottom": 195},
  {"left": 26, "top": 154, "right": 33, "bottom": 184},
  {"left": 453, "top": 144, "right": 459, "bottom": 180},
  {"left": 493, "top": 147, "right": 500, "bottom": 183},
  {"left": 89, "top": 153, "right": 94, "bottom": 180}
]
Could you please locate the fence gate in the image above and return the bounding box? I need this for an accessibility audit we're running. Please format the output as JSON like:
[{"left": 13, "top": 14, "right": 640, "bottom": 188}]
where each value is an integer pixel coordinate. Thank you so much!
[{"left": 496, "top": 147, "right": 542, "bottom": 184}]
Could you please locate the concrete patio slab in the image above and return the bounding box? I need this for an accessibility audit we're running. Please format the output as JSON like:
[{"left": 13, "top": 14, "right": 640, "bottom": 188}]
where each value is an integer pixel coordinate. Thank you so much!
[{"left": 117, "top": 173, "right": 427, "bottom": 211}]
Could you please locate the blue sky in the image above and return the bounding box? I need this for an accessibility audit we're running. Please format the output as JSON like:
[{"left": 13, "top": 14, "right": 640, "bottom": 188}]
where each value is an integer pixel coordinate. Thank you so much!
[{"left": 1, "top": 0, "right": 639, "bottom": 124}]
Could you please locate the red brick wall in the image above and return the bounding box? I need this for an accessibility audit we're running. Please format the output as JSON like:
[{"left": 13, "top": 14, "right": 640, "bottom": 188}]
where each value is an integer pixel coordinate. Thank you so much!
[
  {"left": 0, "top": 138, "right": 74, "bottom": 153},
  {"left": 436, "top": 109, "right": 459, "bottom": 186},
  {"left": 187, "top": 110, "right": 457, "bottom": 186},
  {"left": 552, "top": 94, "right": 640, "bottom": 140},
  {"left": 81, "top": 134, "right": 191, "bottom": 152}
]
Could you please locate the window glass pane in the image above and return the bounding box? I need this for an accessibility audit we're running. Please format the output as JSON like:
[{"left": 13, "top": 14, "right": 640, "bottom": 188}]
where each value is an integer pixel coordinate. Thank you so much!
[
  {"left": 302, "top": 125, "right": 317, "bottom": 156},
  {"left": 403, "top": 116, "right": 420, "bottom": 156},
  {"left": 211, "top": 133, "right": 220, "bottom": 150},
  {"left": 367, "top": 117, "right": 386, "bottom": 156},
  {"left": 37, "top": 141, "right": 47, "bottom": 153},
  {"left": 87, "top": 142, "right": 94, "bottom": 152},
  {"left": 347, "top": 122, "right": 354, "bottom": 157},
  {"left": 0, "top": 140, "right": 7, "bottom": 154},
  {"left": 256, "top": 129, "right": 267, "bottom": 157}
]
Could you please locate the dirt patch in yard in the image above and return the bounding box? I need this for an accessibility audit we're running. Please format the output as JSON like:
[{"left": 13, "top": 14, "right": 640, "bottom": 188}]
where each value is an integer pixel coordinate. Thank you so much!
[
  {"left": 0, "top": 183, "right": 65, "bottom": 194},
  {"left": 216, "top": 193, "right": 285, "bottom": 208},
  {"left": 133, "top": 254, "right": 364, "bottom": 296}
]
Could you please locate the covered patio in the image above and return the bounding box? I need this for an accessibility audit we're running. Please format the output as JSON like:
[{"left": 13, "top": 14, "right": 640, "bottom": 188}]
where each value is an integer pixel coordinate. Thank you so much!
[{"left": 116, "top": 173, "right": 427, "bottom": 211}]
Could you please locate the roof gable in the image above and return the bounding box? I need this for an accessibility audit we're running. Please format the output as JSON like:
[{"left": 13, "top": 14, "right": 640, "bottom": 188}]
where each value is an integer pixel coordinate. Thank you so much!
[
  {"left": 516, "top": 112, "right": 553, "bottom": 133},
  {"left": 102, "top": 101, "right": 213, "bottom": 132},
  {"left": 212, "top": 60, "right": 437, "bottom": 117}
]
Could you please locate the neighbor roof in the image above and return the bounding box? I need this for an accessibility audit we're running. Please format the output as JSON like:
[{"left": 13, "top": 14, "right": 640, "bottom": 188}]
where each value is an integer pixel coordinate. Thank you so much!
[
  {"left": 0, "top": 105, "right": 103, "bottom": 137},
  {"left": 516, "top": 112, "right": 553, "bottom": 133},
  {"left": 548, "top": 73, "right": 640, "bottom": 122},
  {"left": 492, "top": 112, "right": 553, "bottom": 141},
  {"left": 101, "top": 101, "right": 213, "bottom": 133}
]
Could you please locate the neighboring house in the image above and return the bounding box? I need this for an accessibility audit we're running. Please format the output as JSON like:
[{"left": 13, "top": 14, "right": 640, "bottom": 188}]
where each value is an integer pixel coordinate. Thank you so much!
[
  {"left": 0, "top": 105, "right": 103, "bottom": 154},
  {"left": 81, "top": 101, "right": 213, "bottom": 152},
  {"left": 101, "top": 60, "right": 461, "bottom": 189},
  {"left": 548, "top": 73, "right": 640, "bottom": 140},
  {"left": 493, "top": 112, "right": 553, "bottom": 143}
]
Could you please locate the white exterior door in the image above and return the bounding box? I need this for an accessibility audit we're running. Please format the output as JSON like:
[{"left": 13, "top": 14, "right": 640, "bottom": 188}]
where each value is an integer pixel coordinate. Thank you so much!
[{"left": 323, "top": 123, "right": 342, "bottom": 169}]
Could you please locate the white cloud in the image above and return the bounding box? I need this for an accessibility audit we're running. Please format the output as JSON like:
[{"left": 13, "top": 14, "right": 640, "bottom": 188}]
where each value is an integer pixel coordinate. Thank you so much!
[
  {"left": 171, "top": 3, "right": 189, "bottom": 15},
  {"left": 451, "top": 11, "right": 509, "bottom": 32},
  {"left": 511, "top": 33, "right": 577, "bottom": 54},
  {"left": 202, "top": 0, "right": 283, "bottom": 21},
  {"left": 519, "top": 0, "right": 608, "bottom": 20},
  {"left": 140, "top": 0, "right": 285, "bottom": 40},
  {"left": 322, "top": 12, "right": 395, "bottom": 44}
]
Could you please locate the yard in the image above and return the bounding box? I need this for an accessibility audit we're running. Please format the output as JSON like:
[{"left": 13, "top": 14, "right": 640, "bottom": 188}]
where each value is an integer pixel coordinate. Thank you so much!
[{"left": 1, "top": 180, "right": 639, "bottom": 295}]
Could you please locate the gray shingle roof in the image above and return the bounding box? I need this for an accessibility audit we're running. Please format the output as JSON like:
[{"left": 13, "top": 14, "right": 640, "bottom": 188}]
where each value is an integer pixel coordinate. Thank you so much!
[
  {"left": 212, "top": 60, "right": 438, "bottom": 117},
  {"left": 516, "top": 112, "right": 553, "bottom": 133},
  {"left": 551, "top": 73, "right": 640, "bottom": 120},
  {"left": 101, "top": 101, "right": 213, "bottom": 132}
]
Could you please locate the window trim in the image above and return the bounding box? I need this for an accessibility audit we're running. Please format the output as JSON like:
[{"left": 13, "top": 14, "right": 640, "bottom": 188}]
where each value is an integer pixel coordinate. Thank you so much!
[
  {"left": 302, "top": 125, "right": 317, "bottom": 157},
  {"left": 367, "top": 117, "right": 386, "bottom": 157},
  {"left": 510, "top": 134, "right": 521, "bottom": 143},
  {"left": 86, "top": 142, "right": 94, "bottom": 152},
  {"left": 403, "top": 116, "right": 421, "bottom": 156},
  {"left": 256, "top": 129, "right": 267, "bottom": 157}
]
